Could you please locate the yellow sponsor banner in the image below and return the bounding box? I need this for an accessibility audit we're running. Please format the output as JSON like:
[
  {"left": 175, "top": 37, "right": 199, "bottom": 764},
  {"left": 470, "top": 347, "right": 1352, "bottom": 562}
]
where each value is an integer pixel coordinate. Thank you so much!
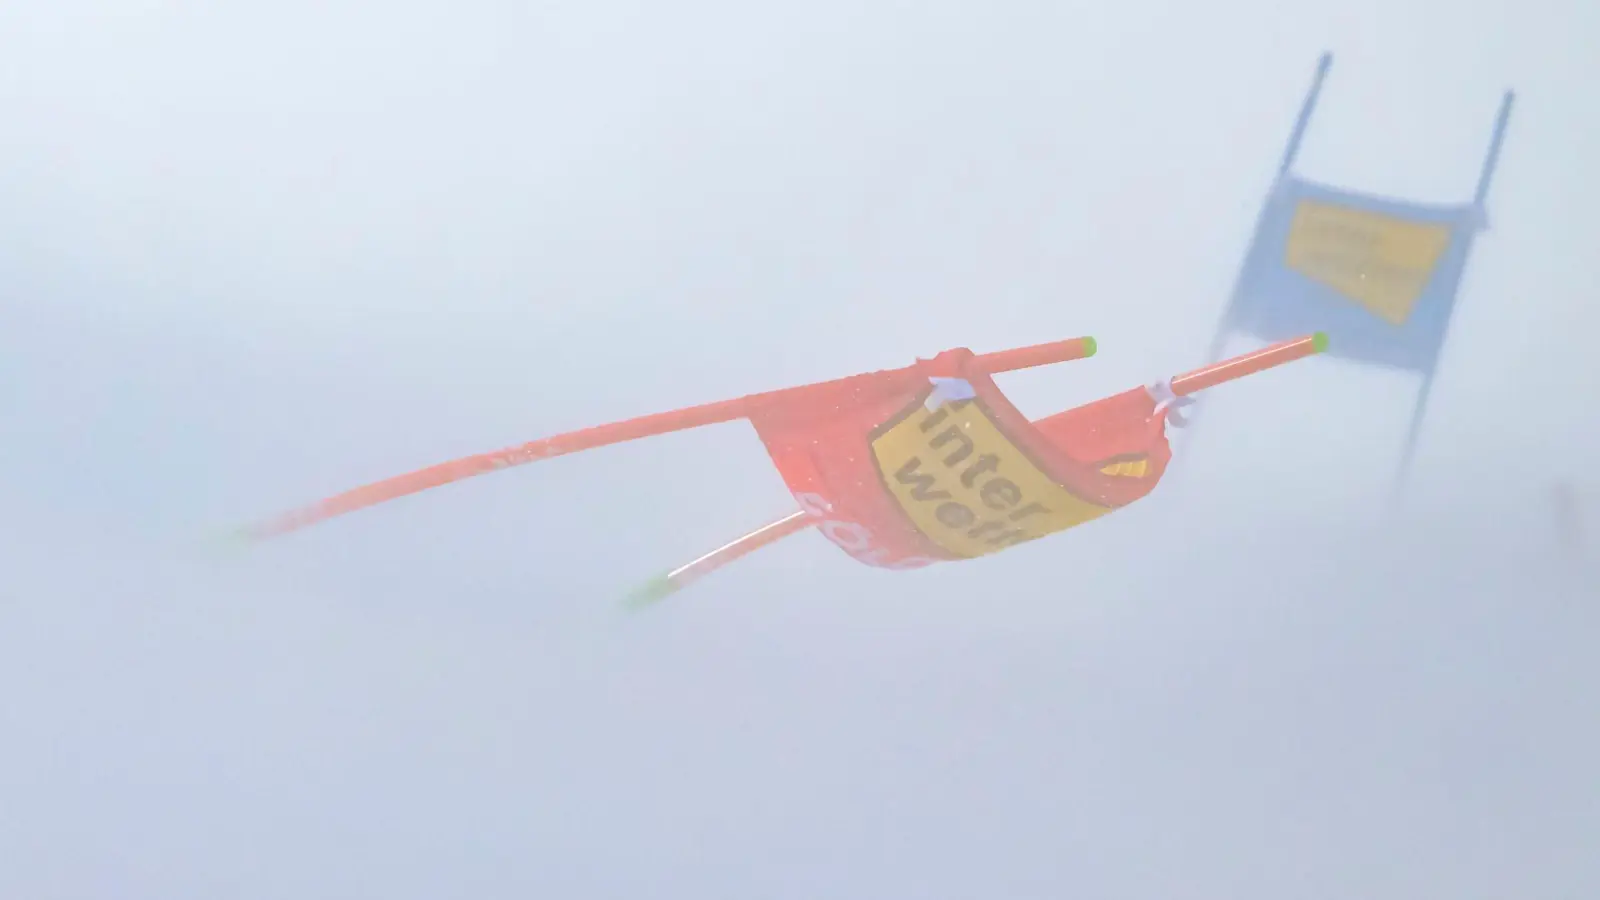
[
  {"left": 1284, "top": 199, "right": 1453, "bottom": 325},
  {"left": 869, "top": 397, "right": 1110, "bottom": 558}
]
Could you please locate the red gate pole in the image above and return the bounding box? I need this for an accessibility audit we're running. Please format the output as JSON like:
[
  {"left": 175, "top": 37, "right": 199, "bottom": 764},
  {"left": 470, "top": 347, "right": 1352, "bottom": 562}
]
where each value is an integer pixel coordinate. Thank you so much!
[{"left": 239, "top": 336, "right": 1099, "bottom": 540}]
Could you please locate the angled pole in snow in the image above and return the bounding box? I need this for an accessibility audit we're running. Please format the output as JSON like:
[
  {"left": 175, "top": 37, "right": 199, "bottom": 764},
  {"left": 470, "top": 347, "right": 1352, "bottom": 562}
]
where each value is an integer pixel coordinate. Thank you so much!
[
  {"left": 1202, "top": 52, "right": 1333, "bottom": 370},
  {"left": 1389, "top": 89, "right": 1515, "bottom": 505},
  {"left": 1275, "top": 52, "right": 1334, "bottom": 180},
  {"left": 1180, "top": 53, "right": 1333, "bottom": 485}
]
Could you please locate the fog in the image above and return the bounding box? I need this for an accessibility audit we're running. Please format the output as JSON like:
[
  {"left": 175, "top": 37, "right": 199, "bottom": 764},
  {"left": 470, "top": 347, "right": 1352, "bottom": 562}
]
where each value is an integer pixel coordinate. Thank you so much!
[{"left": 2, "top": 1, "right": 1596, "bottom": 897}]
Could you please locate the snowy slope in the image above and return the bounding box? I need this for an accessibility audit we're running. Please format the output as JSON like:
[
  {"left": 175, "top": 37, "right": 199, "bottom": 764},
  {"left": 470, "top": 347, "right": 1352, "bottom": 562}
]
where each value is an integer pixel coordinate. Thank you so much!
[{"left": 2, "top": 1, "right": 1596, "bottom": 897}]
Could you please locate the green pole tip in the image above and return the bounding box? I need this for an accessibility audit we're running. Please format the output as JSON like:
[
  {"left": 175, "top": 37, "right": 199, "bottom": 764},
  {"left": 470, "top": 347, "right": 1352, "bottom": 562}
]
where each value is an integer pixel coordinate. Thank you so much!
[
  {"left": 1312, "top": 331, "right": 1330, "bottom": 353},
  {"left": 201, "top": 528, "right": 251, "bottom": 556},
  {"left": 1082, "top": 336, "right": 1097, "bottom": 357},
  {"left": 621, "top": 575, "right": 678, "bottom": 611}
]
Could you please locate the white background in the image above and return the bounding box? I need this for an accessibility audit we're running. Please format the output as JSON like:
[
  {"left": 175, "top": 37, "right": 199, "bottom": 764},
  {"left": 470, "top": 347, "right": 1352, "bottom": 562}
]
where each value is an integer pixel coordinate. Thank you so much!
[{"left": 2, "top": 1, "right": 1596, "bottom": 897}]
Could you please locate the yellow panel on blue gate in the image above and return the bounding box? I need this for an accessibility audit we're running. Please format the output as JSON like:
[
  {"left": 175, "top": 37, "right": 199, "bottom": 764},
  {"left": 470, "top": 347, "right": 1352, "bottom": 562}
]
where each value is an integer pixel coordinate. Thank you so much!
[{"left": 1284, "top": 199, "right": 1453, "bottom": 326}]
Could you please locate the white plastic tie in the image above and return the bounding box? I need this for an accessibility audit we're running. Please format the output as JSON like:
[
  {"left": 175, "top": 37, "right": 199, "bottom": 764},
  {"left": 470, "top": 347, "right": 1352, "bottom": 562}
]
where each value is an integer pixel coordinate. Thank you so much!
[
  {"left": 925, "top": 377, "right": 977, "bottom": 411},
  {"left": 1146, "top": 379, "right": 1197, "bottom": 428}
]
